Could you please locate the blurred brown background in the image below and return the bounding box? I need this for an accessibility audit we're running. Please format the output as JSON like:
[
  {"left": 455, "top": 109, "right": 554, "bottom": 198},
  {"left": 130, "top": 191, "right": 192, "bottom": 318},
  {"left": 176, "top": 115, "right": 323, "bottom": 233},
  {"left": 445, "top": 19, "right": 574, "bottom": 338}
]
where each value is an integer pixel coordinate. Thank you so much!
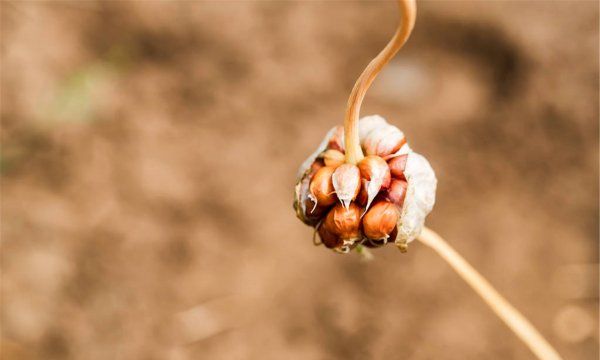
[{"left": 1, "top": 1, "right": 598, "bottom": 359}]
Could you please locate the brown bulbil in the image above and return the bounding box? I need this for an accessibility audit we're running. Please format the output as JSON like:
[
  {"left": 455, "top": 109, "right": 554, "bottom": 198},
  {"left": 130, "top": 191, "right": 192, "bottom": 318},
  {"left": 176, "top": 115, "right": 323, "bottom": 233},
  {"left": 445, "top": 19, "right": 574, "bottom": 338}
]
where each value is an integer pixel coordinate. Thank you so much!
[
  {"left": 356, "top": 179, "right": 388, "bottom": 207},
  {"left": 355, "top": 180, "right": 369, "bottom": 207},
  {"left": 362, "top": 200, "right": 399, "bottom": 240},
  {"left": 358, "top": 155, "right": 391, "bottom": 189},
  {"left": 310, "top": 159, "right": 325, "bottom": 176},
  {"left": 363, "top": 226, "right": 397, "bottom": 248},
  {"left": 322, "top": 202, "right": 362, "bottom": 242},
  {"left": 304, "top": 198, "right": 329, "bottom": 220},
  {"left": 387, "top": 179, "right": 407, "bottom": 207},
  {"left": 363, "top": 126, "right": 406, "bottom": 158},
  {"left": 323, "top": 149, "right": 345, "bottom": 168},
  {"left": 388, "top": 154, "right": 408, "bottom": 180},
  {"left": 309, "top": 166, "right": 337, "bottom": 207},
  {"left": 318, "top": 225, "right": 342, "bottom": 249}
]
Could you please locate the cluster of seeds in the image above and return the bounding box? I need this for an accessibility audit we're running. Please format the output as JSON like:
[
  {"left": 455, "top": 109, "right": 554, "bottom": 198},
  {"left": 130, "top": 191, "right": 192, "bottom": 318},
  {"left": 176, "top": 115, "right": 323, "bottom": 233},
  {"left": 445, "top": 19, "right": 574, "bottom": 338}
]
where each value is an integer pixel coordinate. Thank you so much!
[{"left": 295, "top": 116, "right": 435, "bottom": 254}]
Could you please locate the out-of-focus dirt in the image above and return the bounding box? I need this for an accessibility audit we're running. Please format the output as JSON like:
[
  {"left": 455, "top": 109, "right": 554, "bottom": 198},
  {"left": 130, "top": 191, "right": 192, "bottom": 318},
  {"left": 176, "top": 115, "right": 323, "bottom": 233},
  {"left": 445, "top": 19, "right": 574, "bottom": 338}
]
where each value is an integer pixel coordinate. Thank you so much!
[{"left": 1, "top": 1, "right": 598, "bottom": 359}]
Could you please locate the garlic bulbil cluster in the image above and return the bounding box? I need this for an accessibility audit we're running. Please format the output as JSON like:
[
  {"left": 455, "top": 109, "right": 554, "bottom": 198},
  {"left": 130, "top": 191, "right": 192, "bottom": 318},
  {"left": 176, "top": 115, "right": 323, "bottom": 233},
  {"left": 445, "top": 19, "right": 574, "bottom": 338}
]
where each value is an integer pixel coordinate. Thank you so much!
[{"left": 294, "top": 115, "right": 437, "bottom": 253}]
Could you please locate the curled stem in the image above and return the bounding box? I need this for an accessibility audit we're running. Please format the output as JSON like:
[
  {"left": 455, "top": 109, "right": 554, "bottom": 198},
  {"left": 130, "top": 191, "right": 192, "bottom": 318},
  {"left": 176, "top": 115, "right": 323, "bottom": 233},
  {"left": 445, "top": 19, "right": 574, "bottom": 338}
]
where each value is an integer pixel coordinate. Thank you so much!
[
  {"left": 344, "top": 0, "right": 416, "bottom": 164},
  {"left": 418, "top": 227, "right": 563, "bottom": 360},
  {"left": 340, "top": 5, "right": 560, "bottom": 356}
]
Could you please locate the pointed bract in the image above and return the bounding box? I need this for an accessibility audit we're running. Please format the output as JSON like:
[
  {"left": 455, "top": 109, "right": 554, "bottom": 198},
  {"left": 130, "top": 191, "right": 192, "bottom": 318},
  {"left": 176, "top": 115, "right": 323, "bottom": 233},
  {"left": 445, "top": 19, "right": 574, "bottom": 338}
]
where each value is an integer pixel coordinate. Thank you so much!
[
  {"left": 358, "top": 155, "right": 391, "bottom": 212},
  {"left": 332, "top": 164, "right": 360, "bottom": 209}
]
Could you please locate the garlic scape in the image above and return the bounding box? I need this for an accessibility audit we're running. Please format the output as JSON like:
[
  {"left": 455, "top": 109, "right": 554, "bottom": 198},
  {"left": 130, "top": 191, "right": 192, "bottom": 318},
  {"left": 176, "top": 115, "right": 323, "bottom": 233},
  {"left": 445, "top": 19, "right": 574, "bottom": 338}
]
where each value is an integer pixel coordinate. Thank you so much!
[{"left": 292, "top": 1, "right": 562, "bottom": 359}]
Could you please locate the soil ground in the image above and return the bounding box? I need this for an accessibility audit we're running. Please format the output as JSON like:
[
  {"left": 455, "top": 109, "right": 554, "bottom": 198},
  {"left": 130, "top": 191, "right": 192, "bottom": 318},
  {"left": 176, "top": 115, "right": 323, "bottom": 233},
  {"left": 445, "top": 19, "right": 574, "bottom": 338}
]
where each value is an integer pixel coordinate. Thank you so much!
[{"left": 1, "top": 1, "right": 598, "bottom": 359}]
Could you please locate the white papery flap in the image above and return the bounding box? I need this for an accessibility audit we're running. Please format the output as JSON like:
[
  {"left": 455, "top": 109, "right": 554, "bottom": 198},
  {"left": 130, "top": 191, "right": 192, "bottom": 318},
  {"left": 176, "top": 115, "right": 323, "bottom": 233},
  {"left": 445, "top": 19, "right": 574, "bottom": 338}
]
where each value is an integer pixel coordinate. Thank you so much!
[{"left": 396, "top": 151, "right": 437, "bottom": 244}]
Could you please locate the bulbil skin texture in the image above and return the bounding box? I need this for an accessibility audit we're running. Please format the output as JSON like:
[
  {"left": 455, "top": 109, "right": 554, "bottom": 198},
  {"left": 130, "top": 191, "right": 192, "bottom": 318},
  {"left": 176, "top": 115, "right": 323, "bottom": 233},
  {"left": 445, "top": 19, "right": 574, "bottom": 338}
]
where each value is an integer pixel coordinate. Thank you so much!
[
  {"left": 363, "top": 226, "right": 398, "bottom": 248},
  {"left": 363, "top": 125, "right": 406, "bottom": 158},
  {"left": 358, "top": 155, "right": 391, "bottom": 188},
  {"left": 358, "top": 155, "right": 392, "bottom": 210},
  {"left": 362, "top": 200, "right": 399, "bottom": 240},
  {"left": 309, "top": 166, "right": 337, "bottom": 208},
  {"left": 294, "top": 116, "right": 437, "bottom": 253},
  {"left": 317, "top": 224, "right": 342, "bottom": 249},
  {"left": 321, "top": 203, "right": 363, "bottom": 247},
  {"left": 386, "top": 179, "right": 408, "bottom": 207},
  {"left": 355, "top": 180, "right": 369, "bottom": 207},
  {"left": 323, "top": 149, "right": 345, "bottom": 168},
  {"left": 388, "top": 154, "right": 408, "bottom": 180}
]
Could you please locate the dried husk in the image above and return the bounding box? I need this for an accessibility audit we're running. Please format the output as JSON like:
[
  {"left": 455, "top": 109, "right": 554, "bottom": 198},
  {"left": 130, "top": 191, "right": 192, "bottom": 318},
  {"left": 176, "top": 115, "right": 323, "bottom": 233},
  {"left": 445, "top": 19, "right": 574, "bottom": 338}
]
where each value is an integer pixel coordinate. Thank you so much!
[
  {"left": 332, "top": 164, "right": 361, "bottom": 209},
  {"left": 358, "top": 155, "right": 391, "bottom": 212},
  {"left": 395, "top": 151, "right": 437, "bottom": 245}
]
